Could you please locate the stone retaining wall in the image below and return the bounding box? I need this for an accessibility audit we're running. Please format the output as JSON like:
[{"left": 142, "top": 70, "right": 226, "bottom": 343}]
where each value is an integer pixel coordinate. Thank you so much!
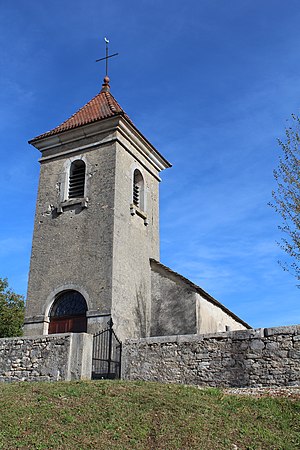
[
  {"left": 0, "top": 333, "right": 93, "bottom": 382},
  {"left": 122, "top": 325, "right": 300, "bottom": 387}
]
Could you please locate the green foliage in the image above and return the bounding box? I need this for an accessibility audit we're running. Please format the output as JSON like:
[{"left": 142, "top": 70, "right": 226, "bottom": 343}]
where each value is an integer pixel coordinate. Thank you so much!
[
  {"left": 271, "top": 114, "right": 300, "bottom": 285},
  {"left": 0, "top": 278, "right": 25, "bottom": 338},
  {"left": 0, "top": 381, "right": 299, "bottom": 449}
]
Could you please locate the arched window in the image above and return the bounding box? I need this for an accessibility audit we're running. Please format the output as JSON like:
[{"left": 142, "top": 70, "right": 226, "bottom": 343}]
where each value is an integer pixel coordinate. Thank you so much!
[
  {"left": 133, "top": 169, "right": 144, "bottom": 210},
  {"left": 48, "top": 290, "right": 87, "bottom": 334},
  {"left": 68, "top": 160, "right": 85, "bottom": 199}
]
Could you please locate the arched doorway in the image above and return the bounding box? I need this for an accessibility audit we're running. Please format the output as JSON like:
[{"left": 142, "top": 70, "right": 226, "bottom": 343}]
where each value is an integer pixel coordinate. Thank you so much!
[{"left": 48, "top": 290, "right": 87, "bottom": 334}]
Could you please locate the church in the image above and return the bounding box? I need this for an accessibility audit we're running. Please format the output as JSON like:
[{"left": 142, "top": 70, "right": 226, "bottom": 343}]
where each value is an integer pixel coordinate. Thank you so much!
[{"left": 23, "top": 74, "right": 250, "bottom": 341}]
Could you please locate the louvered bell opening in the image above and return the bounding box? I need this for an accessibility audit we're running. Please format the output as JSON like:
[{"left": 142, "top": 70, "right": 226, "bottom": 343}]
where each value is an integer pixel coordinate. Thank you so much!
[
  {"left": 69, "top": 161, "right": 85, "bottom": 199},
  {"left": 133, "top": 184, "right": 140, "bottom": 207}
]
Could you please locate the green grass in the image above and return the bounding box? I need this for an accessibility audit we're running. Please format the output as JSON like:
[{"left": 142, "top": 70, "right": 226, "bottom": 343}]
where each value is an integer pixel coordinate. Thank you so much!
[{"left": 0, "top": 380, "right": 299, "bottom": 449}]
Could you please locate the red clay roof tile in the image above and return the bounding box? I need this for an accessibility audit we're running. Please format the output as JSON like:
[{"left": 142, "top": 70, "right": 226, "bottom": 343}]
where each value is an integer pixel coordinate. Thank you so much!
[{"left": 30, "top": 86, "right": 133, "bottom": 143}]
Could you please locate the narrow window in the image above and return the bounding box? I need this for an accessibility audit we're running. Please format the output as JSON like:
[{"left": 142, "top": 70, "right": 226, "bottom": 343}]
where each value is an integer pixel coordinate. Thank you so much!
[
  {"left": 133, "top": 169, "right": 144, "bottom": 210},
  {"left": 68, "top": 160, "right": 85, "bottom": 199}
]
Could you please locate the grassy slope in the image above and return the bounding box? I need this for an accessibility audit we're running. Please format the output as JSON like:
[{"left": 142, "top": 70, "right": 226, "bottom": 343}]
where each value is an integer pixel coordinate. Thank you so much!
[{"left": 0, "top": 380, "right": 299, "bottom": 450}]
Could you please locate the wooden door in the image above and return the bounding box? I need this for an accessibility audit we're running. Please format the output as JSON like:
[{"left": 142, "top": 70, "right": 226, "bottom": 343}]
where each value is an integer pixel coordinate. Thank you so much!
[{"left": 49, "top": 316, "right": 87, "bottom": 334}]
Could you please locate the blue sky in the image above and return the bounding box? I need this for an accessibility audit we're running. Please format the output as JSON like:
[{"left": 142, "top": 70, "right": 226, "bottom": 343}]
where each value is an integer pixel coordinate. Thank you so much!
[{"left": 0, "top": 0, "right": 299, "bottom": 328}]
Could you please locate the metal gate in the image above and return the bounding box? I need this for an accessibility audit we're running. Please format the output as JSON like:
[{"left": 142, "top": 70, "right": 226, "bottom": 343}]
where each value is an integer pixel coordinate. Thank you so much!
[{"left": 92, "top": 318, "right": 122, "bottom": 379}]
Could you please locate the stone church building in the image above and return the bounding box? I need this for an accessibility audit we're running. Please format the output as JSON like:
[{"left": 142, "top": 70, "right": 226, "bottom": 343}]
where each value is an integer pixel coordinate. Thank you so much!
[{"left": 24, "top": 76, "right": 250, "bottom": 341}]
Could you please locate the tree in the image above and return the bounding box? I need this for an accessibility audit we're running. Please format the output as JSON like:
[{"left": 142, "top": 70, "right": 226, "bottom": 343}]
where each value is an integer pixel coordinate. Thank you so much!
[
  {"left": 270, "top": 114, "right": 300, "bottom": 285},
  {"left": 0, "top": 278, "right": 25, "bottom": 338}
]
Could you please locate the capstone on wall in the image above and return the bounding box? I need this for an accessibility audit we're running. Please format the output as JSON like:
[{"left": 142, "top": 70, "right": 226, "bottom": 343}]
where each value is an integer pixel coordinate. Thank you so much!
[
  {"left": 0, "top": 333, "right": 92, "bottom": 382},
  {"left": 122, "top": 325, "right": 300, "bottom": 387}
]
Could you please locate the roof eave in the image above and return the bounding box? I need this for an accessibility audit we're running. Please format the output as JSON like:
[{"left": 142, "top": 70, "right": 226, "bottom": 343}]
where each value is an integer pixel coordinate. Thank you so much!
[
  {"left": 119, "top": 115, "right": 172, "bottom": 170},
  {"left": 150, "top": 259, "right": 252, "bottom": 330},
  {"left": 28, "top": 115, "right": 123, "bottom": 151},
  {"left": 28, "top": 111, "right": 125, "bottom": 146},
  {"left": 29, "top": 113, "right": 172, "bottom": 172}
]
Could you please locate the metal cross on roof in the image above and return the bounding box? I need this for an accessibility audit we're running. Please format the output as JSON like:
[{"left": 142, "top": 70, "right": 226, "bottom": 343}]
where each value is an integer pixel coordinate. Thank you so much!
[{"left": 96, "top": 37, "right": 118, "bottom": 77}]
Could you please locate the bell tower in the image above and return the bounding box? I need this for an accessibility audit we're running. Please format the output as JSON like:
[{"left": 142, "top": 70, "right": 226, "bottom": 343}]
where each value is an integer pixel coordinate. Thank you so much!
[{"left": 24, "top": 75, "right": 171, "bottom": 340}]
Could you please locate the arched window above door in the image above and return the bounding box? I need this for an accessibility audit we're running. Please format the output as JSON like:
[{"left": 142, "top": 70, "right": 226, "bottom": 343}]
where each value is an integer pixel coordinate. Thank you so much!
[
  {"left": 50, "top": 291, "right": 87, "bottom": 317},
  {"left": 49, "top": 290, "right": 87, "bottom": 334}
]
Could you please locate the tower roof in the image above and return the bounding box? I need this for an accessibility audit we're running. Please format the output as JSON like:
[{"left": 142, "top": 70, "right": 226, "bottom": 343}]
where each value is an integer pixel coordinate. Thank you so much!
[{"left": 29, "top": 77, "right": 133, "bottom": 143}]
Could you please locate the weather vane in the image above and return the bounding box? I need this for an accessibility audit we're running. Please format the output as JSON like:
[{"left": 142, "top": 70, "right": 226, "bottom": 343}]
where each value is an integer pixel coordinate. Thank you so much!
[{"left": 96, "top": 37, "right": 118, "bottom": 77}]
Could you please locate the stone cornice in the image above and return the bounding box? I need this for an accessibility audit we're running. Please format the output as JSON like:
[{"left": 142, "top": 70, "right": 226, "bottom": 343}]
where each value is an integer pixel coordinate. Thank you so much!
[{"left": 31, "top": 115, "right": 172, "bottom": 174}]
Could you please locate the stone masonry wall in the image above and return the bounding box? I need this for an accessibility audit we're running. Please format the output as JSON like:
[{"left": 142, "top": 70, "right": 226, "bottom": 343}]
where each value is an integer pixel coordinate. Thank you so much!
[
  {"left": 122, "top": 325, "right": 300, "bottom": 387},
  {"left": 0, "top": 333, "right": 92, "bottom": 382}
]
